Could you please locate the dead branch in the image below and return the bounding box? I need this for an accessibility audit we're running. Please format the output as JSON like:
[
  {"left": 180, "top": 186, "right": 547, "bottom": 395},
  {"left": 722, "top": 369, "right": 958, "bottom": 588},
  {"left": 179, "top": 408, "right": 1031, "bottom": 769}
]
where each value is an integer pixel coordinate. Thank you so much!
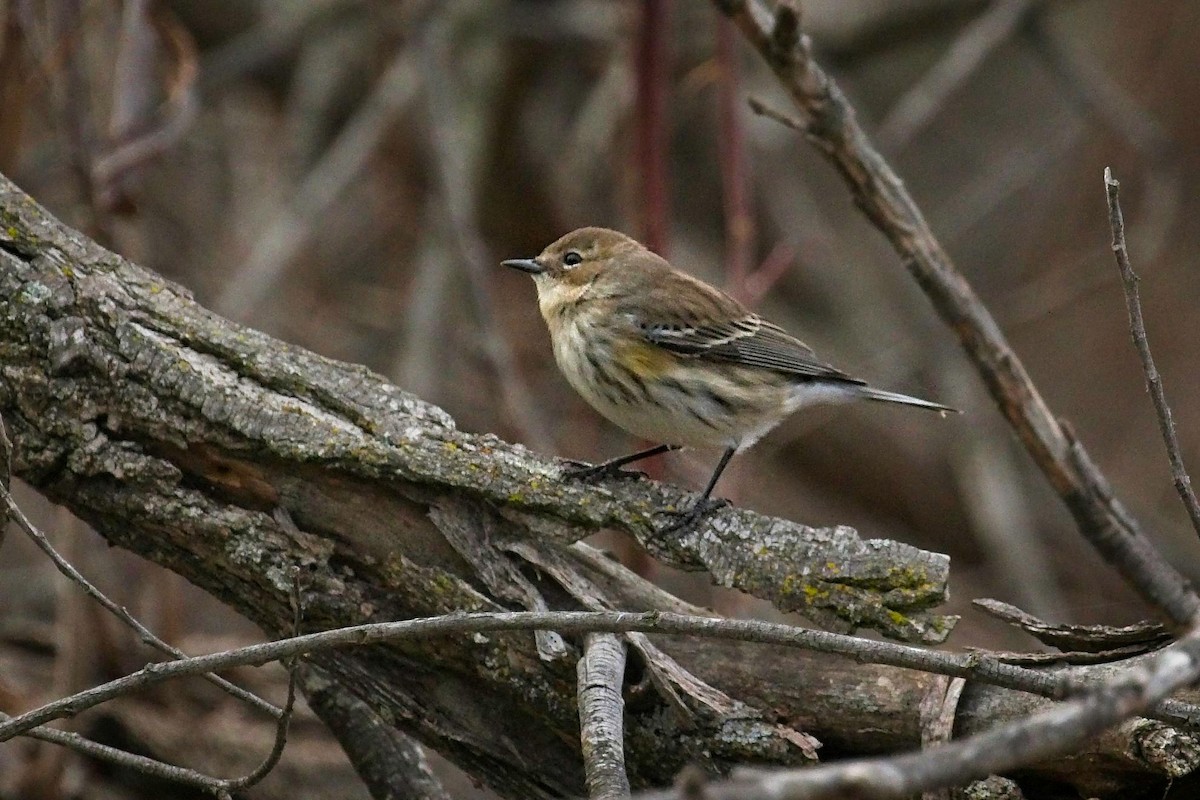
[
  {"left": 578, "top": 633, "right": 632, "bottom": 799},
  {"left": 1105, "top": 168, "right": 1200, "bottom": 537}
]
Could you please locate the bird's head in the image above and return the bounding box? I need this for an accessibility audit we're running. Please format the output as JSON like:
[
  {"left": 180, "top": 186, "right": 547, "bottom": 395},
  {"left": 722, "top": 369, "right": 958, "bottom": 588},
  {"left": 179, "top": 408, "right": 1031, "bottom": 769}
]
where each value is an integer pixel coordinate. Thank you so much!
[{"left": 502, "top": 228, "right": 655, "bottom": 317}]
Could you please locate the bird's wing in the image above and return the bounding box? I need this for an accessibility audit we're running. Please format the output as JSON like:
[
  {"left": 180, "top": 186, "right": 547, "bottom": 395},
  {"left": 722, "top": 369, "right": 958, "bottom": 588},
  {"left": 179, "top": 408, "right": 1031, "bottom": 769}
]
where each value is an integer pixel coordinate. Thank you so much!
[{"left": 625, "top": 272, "right": 863, "bottom": 383}]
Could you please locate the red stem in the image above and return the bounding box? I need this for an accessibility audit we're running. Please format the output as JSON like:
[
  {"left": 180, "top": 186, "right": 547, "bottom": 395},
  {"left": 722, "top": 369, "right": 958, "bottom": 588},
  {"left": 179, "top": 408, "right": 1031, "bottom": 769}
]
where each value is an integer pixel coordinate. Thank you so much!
[
  {"left": 716, "top": 15, "right": 753, "bottom": 293},
  {"left": 634, "top": 0, "right": 672, "bottom": 255}
]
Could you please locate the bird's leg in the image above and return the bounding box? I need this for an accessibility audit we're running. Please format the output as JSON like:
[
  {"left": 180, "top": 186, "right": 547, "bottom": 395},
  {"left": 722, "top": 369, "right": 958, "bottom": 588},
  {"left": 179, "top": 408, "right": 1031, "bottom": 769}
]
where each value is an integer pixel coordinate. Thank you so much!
[
  {"left": 562, "top": 443, "right": 680, "bottom": 482},
  {"left": 658, "top": 447, "right": 736, "bottom": 533}
]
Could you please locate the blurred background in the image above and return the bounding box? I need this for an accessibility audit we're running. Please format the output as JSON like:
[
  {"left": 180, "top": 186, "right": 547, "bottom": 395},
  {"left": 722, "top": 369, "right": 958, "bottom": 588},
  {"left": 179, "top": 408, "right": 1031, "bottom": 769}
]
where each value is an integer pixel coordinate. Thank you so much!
[{"left": 1, "top": 0, "right": 1199, "bottom": 796}]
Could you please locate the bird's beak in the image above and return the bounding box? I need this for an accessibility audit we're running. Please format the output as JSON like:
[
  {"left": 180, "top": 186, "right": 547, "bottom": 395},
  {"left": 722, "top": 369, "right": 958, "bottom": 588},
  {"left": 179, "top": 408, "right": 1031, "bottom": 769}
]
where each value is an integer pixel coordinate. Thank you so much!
[{"left": 502, "top": 258, "right": 545, "bottom": 275}]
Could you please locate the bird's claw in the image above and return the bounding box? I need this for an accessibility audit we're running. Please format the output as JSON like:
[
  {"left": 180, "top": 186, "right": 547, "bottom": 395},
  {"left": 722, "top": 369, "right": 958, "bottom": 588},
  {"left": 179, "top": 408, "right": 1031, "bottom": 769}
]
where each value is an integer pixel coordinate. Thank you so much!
[
  {"left": 656, "top": 497, "right": 729, "bottom": 534},
  {"left": 561, "top": 460, "right": 650, "bottom": 482}
]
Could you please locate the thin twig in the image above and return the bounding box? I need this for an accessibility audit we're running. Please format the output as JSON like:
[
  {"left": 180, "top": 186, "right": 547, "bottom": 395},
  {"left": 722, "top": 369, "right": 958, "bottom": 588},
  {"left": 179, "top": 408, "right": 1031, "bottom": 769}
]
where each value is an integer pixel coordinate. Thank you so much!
[
  {"left": 1, "top": 713, "right": 241, "bottom": 795},
  {"left": 1105, "top": 168, "right": 1200, "bottom": 538},
  {"left": 3, "top": 609, "right": 1200, "bottom": 744},
  {"left": 0, "top": 482, "right": 282, "bottom": 719},
  {"left": 0, "top": 568, "right": 300, "bottom": 797},
  {"left": 8, "top": 668, "right": 298, "bottom": 797},
  {"left": 716, "top": 0, "right": 1200, "bottom": 628},
  {"left": 635, "top": 621, "right": 1200, "bottom": 800},
  {"left": 578, "top": 633, "right": 632, "bottom": 799},
  {"left": 199, "top": 666, "right": 298, "bottom": 795},
  {"left": 217, "top": 573, "right": 302, "bottom": 793}
]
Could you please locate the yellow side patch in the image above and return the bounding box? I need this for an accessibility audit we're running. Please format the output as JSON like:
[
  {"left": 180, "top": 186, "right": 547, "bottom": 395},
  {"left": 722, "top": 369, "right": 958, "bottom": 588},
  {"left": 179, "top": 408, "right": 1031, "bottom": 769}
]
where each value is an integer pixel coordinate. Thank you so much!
[{"left": 614, "top": 339, "right": 675, "bottom": 378}]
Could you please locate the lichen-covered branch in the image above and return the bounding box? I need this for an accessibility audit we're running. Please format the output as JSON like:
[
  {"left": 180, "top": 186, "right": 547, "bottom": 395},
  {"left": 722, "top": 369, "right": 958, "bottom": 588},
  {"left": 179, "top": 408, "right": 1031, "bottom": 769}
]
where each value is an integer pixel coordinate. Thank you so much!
[{"left": 0, "top": 177, "right": 952, "bottom": 640}]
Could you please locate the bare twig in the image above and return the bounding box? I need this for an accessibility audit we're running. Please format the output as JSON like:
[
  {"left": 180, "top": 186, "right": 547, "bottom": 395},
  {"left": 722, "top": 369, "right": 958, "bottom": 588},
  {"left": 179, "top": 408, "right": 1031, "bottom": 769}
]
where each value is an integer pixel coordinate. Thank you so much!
[
  {"left": 1, "top": 713, "right": 240, "bottom": 795},
  {"left": 715, "top": 0, "right": 1200, "bottom": 628},
  {"left": 635, "top": 619, "right": 1200, "bottom": 800},
  {"left": 877, "top": 0, "right": 1036, "bottom": 150},
  {"left": 0, "top": 563, "right": 300, "bottom": 799},
  {"left": 216, "top": 576, "right": 302, "bottom": 794},
  {"left": 1105, "top": 168, "right": 1200, "bottom": 538},
  {"left": 24, "top": 669, "right": 298, "bottom": 799},
  {"left": 578, "top": 633, "right": 632, "bottom": 799},
  {"left": 3, "top": 609, "right": 1200, "bottom": 745},
  {"left": 0, "top": 482, "right": 282, "bottom": 719}
]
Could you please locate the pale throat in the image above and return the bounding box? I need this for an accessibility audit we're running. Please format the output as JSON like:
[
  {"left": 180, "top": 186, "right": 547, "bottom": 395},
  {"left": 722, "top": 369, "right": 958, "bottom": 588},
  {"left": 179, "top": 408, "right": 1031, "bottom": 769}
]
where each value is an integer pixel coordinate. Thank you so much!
[{"left": 534, "top": 277, "right": 592, "bottom": 323}]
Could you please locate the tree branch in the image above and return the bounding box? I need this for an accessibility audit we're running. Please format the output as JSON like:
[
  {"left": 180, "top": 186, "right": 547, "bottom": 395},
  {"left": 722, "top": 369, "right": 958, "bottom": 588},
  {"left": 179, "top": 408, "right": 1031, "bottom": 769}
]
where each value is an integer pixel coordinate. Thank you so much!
[
  {"left": 0, "top": 169, "right": 952, "bottom": 644},
  {"left": 300, "top": 663, "right": 452, "bottom": 800},
  {"left": 578, "top": 633, "right": 632, "bottom": 799}
]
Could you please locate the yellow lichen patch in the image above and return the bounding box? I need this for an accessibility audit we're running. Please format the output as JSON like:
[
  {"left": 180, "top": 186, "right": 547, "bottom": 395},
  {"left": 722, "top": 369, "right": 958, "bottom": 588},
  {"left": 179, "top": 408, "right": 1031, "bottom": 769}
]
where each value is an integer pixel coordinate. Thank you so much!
[{"left": 802, "top": 584, "right": 828, "bottom": 600}]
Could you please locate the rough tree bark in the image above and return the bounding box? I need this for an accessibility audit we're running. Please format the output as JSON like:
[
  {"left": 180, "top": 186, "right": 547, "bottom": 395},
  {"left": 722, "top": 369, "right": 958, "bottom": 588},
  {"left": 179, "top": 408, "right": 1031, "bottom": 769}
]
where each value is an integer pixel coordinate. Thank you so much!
[{"left": 0, "top": 174, "right": 1195, "bottom": 798}]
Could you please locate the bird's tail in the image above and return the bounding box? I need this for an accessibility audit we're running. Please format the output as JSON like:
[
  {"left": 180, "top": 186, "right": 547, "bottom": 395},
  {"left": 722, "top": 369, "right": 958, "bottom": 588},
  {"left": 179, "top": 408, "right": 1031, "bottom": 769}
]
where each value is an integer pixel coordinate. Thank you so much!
[{"left": 857, "top": 386, "right": 960, "bottom": 414}]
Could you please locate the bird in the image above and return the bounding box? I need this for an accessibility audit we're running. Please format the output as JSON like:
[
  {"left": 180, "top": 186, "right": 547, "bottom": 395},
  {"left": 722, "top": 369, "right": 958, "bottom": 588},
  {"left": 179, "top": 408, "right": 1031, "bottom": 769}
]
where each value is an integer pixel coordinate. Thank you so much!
[{"left": 502, "top": 227, "right": 957, "bottom": 531}]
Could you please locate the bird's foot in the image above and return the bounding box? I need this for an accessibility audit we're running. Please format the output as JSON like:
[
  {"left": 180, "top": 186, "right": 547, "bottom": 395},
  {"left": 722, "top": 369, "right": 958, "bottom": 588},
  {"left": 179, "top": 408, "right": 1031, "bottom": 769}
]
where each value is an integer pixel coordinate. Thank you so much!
[
  {"left": 560, "top": 459, "right": 650, "bottom": 482},
  {"left": 656, "top": 497, "right": 729, "bottom": 534}
]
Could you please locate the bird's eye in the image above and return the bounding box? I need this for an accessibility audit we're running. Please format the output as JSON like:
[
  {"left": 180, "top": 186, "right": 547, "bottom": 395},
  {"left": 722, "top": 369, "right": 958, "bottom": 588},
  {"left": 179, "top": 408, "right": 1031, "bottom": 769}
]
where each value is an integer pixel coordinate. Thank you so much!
[{"left": 563, "top": 251, "right": 583, "bottom": 267}]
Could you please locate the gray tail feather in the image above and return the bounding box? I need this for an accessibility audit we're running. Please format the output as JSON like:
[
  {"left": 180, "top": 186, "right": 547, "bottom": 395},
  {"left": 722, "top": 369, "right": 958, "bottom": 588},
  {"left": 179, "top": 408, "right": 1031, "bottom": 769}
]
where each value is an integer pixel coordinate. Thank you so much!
[{"left": 858, "top": 386, "right": 960, "bottom": 414}]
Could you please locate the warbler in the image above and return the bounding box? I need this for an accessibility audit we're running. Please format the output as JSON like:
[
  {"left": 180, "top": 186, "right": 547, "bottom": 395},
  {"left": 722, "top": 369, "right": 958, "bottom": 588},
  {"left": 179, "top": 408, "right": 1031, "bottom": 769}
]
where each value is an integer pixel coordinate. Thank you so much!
[{"left": 503, "top": 227, "right": 957, "bottom": 529}]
